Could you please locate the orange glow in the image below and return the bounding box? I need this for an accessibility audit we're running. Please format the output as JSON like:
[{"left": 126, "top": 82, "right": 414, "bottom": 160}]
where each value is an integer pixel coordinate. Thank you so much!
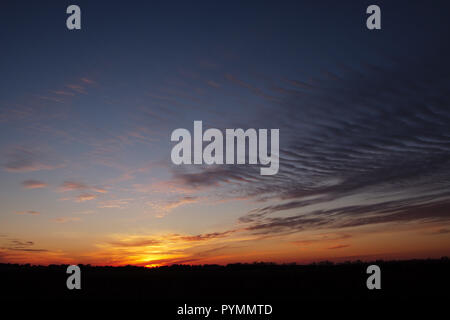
[{"left": 2, "top": 221, "right": 450, "bottom": 266}]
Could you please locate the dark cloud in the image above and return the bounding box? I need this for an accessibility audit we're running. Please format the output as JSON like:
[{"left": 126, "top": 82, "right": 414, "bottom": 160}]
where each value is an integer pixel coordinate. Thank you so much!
[
  {"left": 0, "top": 238, "right": 48, "bottom": 252},
  {"left": 3, "top": 147, "right": 63, "bottom": 172},
  {"left": 22, "top": 179, "right": 47, "bottom": 189},
  {"left": 170, "top": 51, "right": 450, "bottom": 235},
  {"left": 171, "top": 165, "right": 257, "bottom": 188},
  {"left": 179, "top": 230, "right": 236, "bottom": 242},
  {"left": 328, "top": 244, "right": 350, "bottom": 250},
  {"left": 109, "top": 238, "right": 161, "bottom": 247},
  {"left": 243, "top": 198, "right": 450, "bottom": 236},
  {"left": 15, "top": 210, "right": 40, "bottom": 215}
]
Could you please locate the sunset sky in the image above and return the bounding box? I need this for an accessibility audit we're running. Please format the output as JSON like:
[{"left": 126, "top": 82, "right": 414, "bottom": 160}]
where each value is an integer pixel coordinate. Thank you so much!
[{"left": 1, "top": 0, "right": 450, "bottom": 267}]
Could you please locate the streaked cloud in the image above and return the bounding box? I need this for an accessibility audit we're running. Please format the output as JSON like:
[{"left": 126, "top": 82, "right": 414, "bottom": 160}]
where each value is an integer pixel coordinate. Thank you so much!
[
  {"left": 22, "top": 179, "right": 47, "bottom": 189},
  {"left": 60, "top": 181, "right": 88, "bottom": 191},
  {"left": 328, "top": 244, "right": 350, "bottom": 250},
  {"left": 76, "top": 193, "right": 97, "bottom": 202},
  {"left": 292, "top": 233, "right": 352, "bottom": 247},
  {"left": 108, "top": 238, "right": 161, "bottom": 247},
  {"left": 0, "top": 238, "right": 48, "bottom": 252},
  {"left": 147, "top": 196, "right": 199, "bottom": 216},
  {"left": 53, "top": 217, "right": 81, "bottom": 223},
  {"left": 4, "top": 147, "right": 63, "bottom": 172},
  {"left": 59, "top": 181, "right": 108, "bottom": 198},
  {"left": 15, "top": 210, "right": 40, "bottom": 215},
  {"left": 97, "top": 198, "right": 131, "bottom": 209},
  {"left": 178, "top": 230, "right": 237, "bottom": 242}
]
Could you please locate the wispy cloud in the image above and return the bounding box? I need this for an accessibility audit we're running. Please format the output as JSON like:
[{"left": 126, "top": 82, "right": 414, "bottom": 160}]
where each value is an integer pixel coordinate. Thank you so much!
[
  {"left": 328, "top": 244, "right": 350, "bottom": 250},
  {"left": 15, "top": 210, "right": 40, "bottom": 215},
  {"left": 4, "top": 147, "right": 63, "bottom": 172},
  {"left": 80, "top": 77, "right": 96, "bottom": 85},
  {"left": 147, "top": 196, "right": 199, "bottom": 217},
  {"left": 292, "top": 233, "right": 352, "bottom": 247},
  {"left": 22, "top": 179, "right": 47, "bottom": 189},
  {"left": 53, "top": 217, "right": 81, "bottom": 223},
  {"left": 59, "top": 181, "right": 108, "bottom": 199},
  {"left": 60, "top": 181, "right": 88, "bottom": 191},
  {"left": 91, "top": 230, "right": 241, "bottom": 266},
  {"left": 0, "top": 239, "right": 48, "bottom": 252},
  {"left": 76, "top": 193, "right": 97, "bottom": 202},
  {"left": 168, "top": 56, "right": 450, "bottom": 237},
  {"left": 178, "top": 230, "right": 237, "bottom": 242},
  {"left": 97, "top": 198, "right": 131, "bottom": 209},
  {"left": 65, "top": 84, "right": 87, "bottom": 94},
  {"left": 108, "top": 238, "right": 161, "bottom": 247}
]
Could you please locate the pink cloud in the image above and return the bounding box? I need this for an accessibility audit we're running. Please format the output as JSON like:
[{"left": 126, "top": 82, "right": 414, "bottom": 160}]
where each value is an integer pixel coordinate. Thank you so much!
[
  {"left": 60, "top": 181, "right": 88, "bottom": 191},
  {"left": 22, "top": 180, "right": 47, "bottom": 189},
  {"left": 4, "top": 147, "right": 63, "bottom": 173},
  {"left": 76, "top": 193, "right": 97, "bottom": 202},
  {"left": 81, "top": 77, "right": 96, "bottom": 85}
]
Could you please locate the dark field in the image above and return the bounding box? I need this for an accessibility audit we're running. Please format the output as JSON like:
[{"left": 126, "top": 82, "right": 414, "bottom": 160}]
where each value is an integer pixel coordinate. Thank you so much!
[{"left": 1, "top": 258, "right": 448, "bottom": 302}]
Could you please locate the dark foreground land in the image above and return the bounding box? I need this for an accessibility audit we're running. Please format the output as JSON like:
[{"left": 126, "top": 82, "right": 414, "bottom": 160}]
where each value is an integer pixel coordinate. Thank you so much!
[{"left": 1, "top": 258, "right": 449, "bottom": 303}]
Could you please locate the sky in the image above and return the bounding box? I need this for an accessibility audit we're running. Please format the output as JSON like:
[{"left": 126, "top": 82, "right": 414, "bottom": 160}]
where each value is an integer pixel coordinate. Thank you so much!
[{"left": 1, "top": 0, "right": 450, "bottom": 267}]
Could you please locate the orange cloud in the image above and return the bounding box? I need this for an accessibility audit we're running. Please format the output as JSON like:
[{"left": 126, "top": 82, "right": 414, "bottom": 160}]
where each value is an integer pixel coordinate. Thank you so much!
[
  {"left": 53, "top": 217, "right": 81, "bottom": 223},
  {"left": 88, "top": 229, "right": 242, "bottom": 267},
  {"left": 22, "top": 180, "right": 47, "bottom": 189}
]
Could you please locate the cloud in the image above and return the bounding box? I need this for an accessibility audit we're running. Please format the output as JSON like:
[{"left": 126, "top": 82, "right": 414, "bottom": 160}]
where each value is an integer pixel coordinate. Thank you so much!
[
  {"left": 162, "top": 196, "right": 199, "bottom": 210},
  {"left": 241, "top": 197, "right": 450, "bottom": 236},
  {"left": 178, "top": 230, "right": 237, "bottom": 242},
  {"left": 97, "top": 198, "right": 131, "bottom": 208},
  {"left": 292, "top": 233, "right": 351, "bottom": 247},
  {"left": 328, "top": 244, "right": 350, "bottom": 250},
  {"left": 80, "top": 77, "right": 96, "bottom": 85},
  {"left": 59, "top": 181, "right": 107, "bottom": 202},
  {"left": 65, "top": 84, "right": 86, "bottom": 94},
  {"left": 93, "top": 231, "right": 240, "bottom": 266},
  {"left": 53, "top": 217, "right": 81, "bottom": 223},
  {"left": 0, "top": 238, "right": 48, "bottom": 252},
  {"left": 76, "top": 193, "right": 97, "bottom": 202},
  {"left": 92, "top": 187, "right": 108, "bottom": 194},
  {"left": 60, "top": 181, "right": 88, "bottom": 191},
  {"left": 15, "top": 210, "right": 40, "bottom": 215},
  {"left": 60, "top": 181, "right": 108, "bottom": 195},
  {"left": 4, "top": 147, "right": 63, "bottom": 172},
  {"left": 51, "top": 90, "right": 75, "bottom": 96},
  {"left": 147, "top": 196, "right": 199, "bottom": 216},
  {"left": 179, "top": 53, "right": 450, "bottom": 236},
  {"left": 22, "top": 179, "right": 47, "bottom": 189},
  {"left": 170, "top": 166, "right": 257, "bottom": 189},
  {"left": 108, "top": 238, "right": 161, "bottom": 247}
]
